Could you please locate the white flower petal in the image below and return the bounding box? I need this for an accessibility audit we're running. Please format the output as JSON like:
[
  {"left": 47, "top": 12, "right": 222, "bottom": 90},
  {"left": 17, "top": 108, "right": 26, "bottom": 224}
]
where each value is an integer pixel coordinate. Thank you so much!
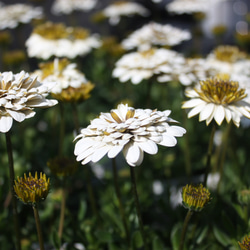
[
  {"left": 137, "top": 140, "right": 158, "bottom": 155},
  {"left": 123, "top": 142, "right": 143, "bottom": 166},
  {"left": 199, "top": 103, "right": 215, "bottom": 122},
  {"left": 187, "top": 102, "right": 206, "bottom": 118},
  {"left": 91, "top": 146, "right": 111, "bottom": 162},
  {"left": 158, "top": 135, "right": 177, "bottom": 147},
  {"left": 0, "top": 116, "right": 13, "bottom": 133},
  {"left": 107, "top": 144, "right": 124, "bottom": 158},
  {"left": 213, "top": 105, "right": 225, "bottom": 125}
]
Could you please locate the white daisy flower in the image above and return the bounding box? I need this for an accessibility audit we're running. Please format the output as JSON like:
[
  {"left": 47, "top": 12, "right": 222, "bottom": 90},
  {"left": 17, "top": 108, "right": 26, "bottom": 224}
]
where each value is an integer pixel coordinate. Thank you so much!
[
  {"left": 0, "top": 3, "right": 43, "bottom": 30},
  {"left": 121, "top": 22, "right": 191, "bottom": 51},
  {"left": 0, "top": 71, "right": 58, "bottom": 133},
  {"left": 25, "top": 22, "right": 101, "bottom": 60},
  {"left": 52, "top": 0, "right": 98, "bottom": 15},
  {"left": 112, "top": 48, "right": 185, "bottom": 84},
  {"left": 74, "top": 103, "right": 186, "bottom": 167},
  {"left": 102, "top": 1, "right": 150, "bottom": 25},
  {"left": 182, "top": 78, "right": 250, "bottom": 127}
]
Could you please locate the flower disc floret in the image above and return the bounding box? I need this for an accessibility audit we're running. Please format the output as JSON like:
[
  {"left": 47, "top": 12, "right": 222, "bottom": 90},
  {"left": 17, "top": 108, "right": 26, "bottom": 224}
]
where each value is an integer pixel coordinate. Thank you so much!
[
  {"left": 239, "top": 235, "right": 250, "bottom": 250},
  {"left": 182, "top": 184, "right": 211, "bottom": 212},
  {"left": 74, "top": 103, "right": 186, "bottom": 167},
  {"left": 14, "top": 172, "right": 50, "bottom": 204}
]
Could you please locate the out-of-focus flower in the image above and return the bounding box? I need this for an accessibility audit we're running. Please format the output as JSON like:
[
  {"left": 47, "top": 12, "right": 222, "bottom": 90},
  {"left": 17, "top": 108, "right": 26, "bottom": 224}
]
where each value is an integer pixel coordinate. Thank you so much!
[
  {"left": 52, "top": 0, "right": 98, "bottom": 15},
  {"left": 182, "top": 78, "right": 250, "bottom": 127},
  {"left": 33, "top": 58, "right": 94, "bottom": 103},
  {"left": 99, "top": 36, "right": 125, "bottom": 57},
  {"left": 206, "top": 172, "right": 220, "bottom": 191},
  {"left": 158, "top": 57, "right": 209, "bottom": 86},
  {"left": 101, "top": 1, "right": 150, "bottom": 25},
  {"left": 3, "top": 50, "right": 26, "bottom": 67},
  {"left": 238, "top": 189, "right": 250, "bottom": 206},
  {"left": 74, "top": 103, "right": 186, "bottom": 167},
  {"left": 0, "top": 71, "right": 57, "bottom": 133},
  {"left": 239, "top": 234, "right": 250, "bottom": 250},
  {"left": 182, "top": 183, "right": 211, "bottom": 212},
  {"left": 26, "top": 22, "right": 101, "bottom": 60},
  {"left": 0, "top": 3, "right": 43, "bottom": 30},
  {"left": 0, "top": 31, "right": 11, "bottom": 47},
  {"left": 211, "top": 25, "right": 227, "bottom": 37},
  {"left": 112, "top": 48, "right": 185, "bottom": 84},
  {"left": 14, "top": 172, "right": 50, "bottom": 205},
  {"left": 121, "top": 22, "right": 191, "bottom": 51},
  {"left": 166, "top": 0, "right": 224, "bottom": 15},
  {"left": 47, "top": 156, "right": 78, "bottom": 177}
]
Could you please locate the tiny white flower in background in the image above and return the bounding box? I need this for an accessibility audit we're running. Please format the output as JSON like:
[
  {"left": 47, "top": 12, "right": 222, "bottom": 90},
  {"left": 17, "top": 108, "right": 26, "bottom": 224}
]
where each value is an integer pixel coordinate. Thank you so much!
[
  {"left": 206, "top": 172, "right": 220, "bottom": 191},
  {"left": 121, "top": 22, "right": 191, "bottom": 51},
  {"left": 152, "top": 180, "right": 164, "bottom": 195},
  {"left": 74, "top": 103, "right": 186, "bottom": 167},
  {"left": 169, "top": 186, "right": 182, "bottom": 208},
  {"left": 0, "top": 71, "right": 58, "bottom": 133},
  {"left": 102, "top": 1, "right": 150, "bottom": 25},
  {"left": 112, "top": 48, "right": 185, "bottom": 84},
  {"left": 213, "top": 130, "right": 223, "bottom": 146},
  {"left": 182, "top": 78, "right": 250, "bottom": 127},
  {"left": 52, "top": 0, "right": 98, "bottom": 15},
  {"left": 0, "top": 3, "right": 43, "bottom": 30}
]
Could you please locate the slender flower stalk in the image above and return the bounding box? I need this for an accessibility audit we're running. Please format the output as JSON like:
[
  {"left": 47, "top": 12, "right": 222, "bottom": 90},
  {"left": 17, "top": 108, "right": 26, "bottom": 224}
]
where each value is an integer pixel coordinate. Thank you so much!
[
  {"left": 203, "top": 123, "right": 216, "bottom": 186},
  {"left": 179, "top": 210, "right": 193, "bottom": 250},
  {"left": 112, "top": 159, "right": 130, "bottom": 245},
  {"left": 130, "top": 167, "right": 149, "bottom": 250},
  {"left": 71, "top": 102, "right": 98, "bottom": 217},
  {"left": 33, "top": 204, "right": 45, "bottom": 250},
  {"left": 5, "top": 132, "right": 21, "bottom": 250},
  {"left": 58, "top": 180, "right": 67, "bottom": 240}
]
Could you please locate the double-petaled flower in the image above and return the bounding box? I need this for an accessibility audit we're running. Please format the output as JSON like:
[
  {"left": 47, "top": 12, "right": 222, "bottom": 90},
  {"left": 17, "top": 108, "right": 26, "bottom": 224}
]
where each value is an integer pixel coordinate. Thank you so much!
[{"left": 74, "top": 103, "right": 186, "bottom": 167}]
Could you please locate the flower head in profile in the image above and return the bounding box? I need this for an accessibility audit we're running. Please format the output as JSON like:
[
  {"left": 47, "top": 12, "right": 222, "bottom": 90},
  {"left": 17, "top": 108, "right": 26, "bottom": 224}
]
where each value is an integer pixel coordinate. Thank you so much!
[
  {"left": 182, "top": 184, "right": 211, "bottom": 212},
  {"left": 33, "top": 58, "right": 94, "bottom": 103},
  {"left": 0, "top": 71, "right": 57, "bottom": 133},
  {"left": 121, "top": 22, "right": 191, "bottom": 51},
  {"left": 239, "top": 234, "right": 250, "bottom": 250},
  {"left": 101, "top": 1, "right": 149, "bottom": 25},
  {"left": 25, "top": 22, "right": 101, "bottom": 60},
  {"left": 182, "top": 78, "right": 250, "bottom": 127},
  {"left": 112, "top": 48, "right": 185, "bottom": 84},
  {"left": 52, "top": 0, "right": 98, "bottom": 15},
  {"left": 14, "top": 172, "right": 50, "bottom": 205},
  {"left": 0, "top": 3, "right": 43, "bottom": 30},
  {"left": 74, "top": 103, "right": 186, "bottom": 167}
]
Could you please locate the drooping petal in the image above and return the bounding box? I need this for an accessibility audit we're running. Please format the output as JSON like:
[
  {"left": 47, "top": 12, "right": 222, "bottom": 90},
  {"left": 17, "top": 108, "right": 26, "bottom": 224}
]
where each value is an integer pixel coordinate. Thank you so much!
[
  {"left": 0, "top": 116, "right": 13, "bottom": 133},
  {"left": 123, "top": 142, "right": 143, "bottom": 166},
  {"left": 107, "top": 144, "right": 124, "bottom": 158},
  {"left": 199, "top": 103, "right": 215, "bottom": 122},
  {"left": 137, "top": 140, "right": 158, "bottom": 155}
]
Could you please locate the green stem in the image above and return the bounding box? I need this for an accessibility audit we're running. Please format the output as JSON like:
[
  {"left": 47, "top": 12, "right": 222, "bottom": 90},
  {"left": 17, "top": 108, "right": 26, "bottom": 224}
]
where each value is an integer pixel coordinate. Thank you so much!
[
  {"left": 112, "top": 159, "right": 130, "bottom": 245},
  {"left": 217, "top": 122, "right": 232, "bottom": 193},
  {"left": 71, "top": 103, "right": 98, "bottom": 217},
  {"left": 203, "top": 123, "right": 216, "bottom": 186},
  {"left": 5, "top": 132, "right": 21, "bottom": 250},
  {"left": 179, "top": 210, "right": 193, "bottom": 250},
  {"left": 58, "top": 179, "right": 67, "bottom": 240},
  {"left": 33, "top": 204, "right": 45, "bottom": 250},
  {"left": 130, "top": 167, "right": 149, "bottom": 250}
]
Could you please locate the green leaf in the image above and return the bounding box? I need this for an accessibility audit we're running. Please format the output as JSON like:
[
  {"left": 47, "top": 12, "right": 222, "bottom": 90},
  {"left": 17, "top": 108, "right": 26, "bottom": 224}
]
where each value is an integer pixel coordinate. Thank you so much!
[
  {"left": 94, "top": 230, "right": 113, "bottom": 243},
  {"left": 78, "top": 200, "right": 87, "bottom": 221},
  {"left": 132, "top": 230, "right": 143, "bottom": 249},
  {"left": 213, "top": 225, "right": 232, "bottom": 247},
  {"left": 50, "top": 229, "right": 61, "bottom": 249},
  {"left": 171, "top": 223, "right": 182, "bottom": 250},
  {"left": 196, "top": 226, "right": 208, "bottom": 245},
  {"left": 153, "top": 236, "right": 165, "bottom": 250}
]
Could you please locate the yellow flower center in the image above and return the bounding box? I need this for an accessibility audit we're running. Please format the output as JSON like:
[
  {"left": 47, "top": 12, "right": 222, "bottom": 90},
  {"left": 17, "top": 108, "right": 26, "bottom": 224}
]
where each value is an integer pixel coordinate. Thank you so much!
[
  {"left": 39, "top": 58, "right": 70, "bottom": 79},
  {"left": 140, "top": 48, "right": 156, "bottom": 58},
  {"left": 214, "top": 45, "right": 246, "bottom": 62},
  {"left": 239, "top": 235, "right": 250, "bottom": 250},
  {"left": 110, "top": 108, "right": 135, "bottom": 124},
  {"left": 196, "top": 78, "right": 247, "bottom": 105},
  {"left": 182, "top": 184, "right": 211, "bottom": 211},
  {"left": 14, "top": 172, "right": 50, "bottom": 204}
]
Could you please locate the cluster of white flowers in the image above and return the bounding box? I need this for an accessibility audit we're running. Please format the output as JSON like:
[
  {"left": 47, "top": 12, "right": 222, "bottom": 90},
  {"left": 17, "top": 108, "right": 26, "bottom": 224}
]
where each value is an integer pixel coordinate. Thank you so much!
[
  {"left": 102, "top": 1, "right": 150, "bottom": 25},
  {"left": 0, "top": 3, "right": 43, "bottom": 30},
  {"left": 0, "top": 71, "right": 57, "bottom": 133},
  {"left": 52, "top": 0, "right": 98, "bottom": 15},
  {"left": 74, "top": 103, "right": 186, "bottom": 167},
  {"left": 26, "top": 23, "right": 101, "bottom": 60},
  {"left": 121, "top": 22, "right": 191, "bottom": 51},
  {"left": 112, "top": 48, "right": 186, "bottom": 84}
]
